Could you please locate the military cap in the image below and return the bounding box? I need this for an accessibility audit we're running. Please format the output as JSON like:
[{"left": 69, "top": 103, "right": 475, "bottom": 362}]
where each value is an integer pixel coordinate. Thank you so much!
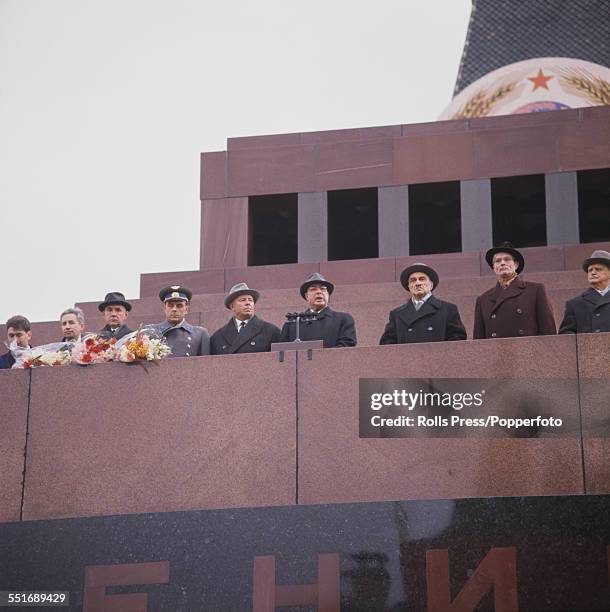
[{"left": 159, "top": 285, "right": 193, "bottom": 302}]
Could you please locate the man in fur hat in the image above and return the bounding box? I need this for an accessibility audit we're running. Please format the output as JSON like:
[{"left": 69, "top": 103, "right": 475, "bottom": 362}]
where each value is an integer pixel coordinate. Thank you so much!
[
  {"left": 559, "top": 249, "right": 610, "bottom": 334},
  {"left": 473, "top": 243, "right": 556, "bottom": 339},
  {"left": 279, "top": 273, "right": 357, "bottom": 348},
  {"left": 380, "top": 263, "right": 466, "bottom": 344},
  {"left": 210, "top": 283, "right": 280, "bottom": 354}
]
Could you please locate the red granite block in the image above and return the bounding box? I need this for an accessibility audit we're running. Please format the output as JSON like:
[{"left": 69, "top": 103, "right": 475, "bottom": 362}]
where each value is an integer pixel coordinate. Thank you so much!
[
  {"left": 23, "top": 352, "right": 297, "bottom": 520},
  {"left": 227, "top": 145, "right": 315, "bottom": 197},
  {"left": 297, "top": 336, "right": 582, "bottom": 505},
  {"left": 396, "top": 252, "right": 481, "bottom": 281},
  {"left": 0, "top": 369, "right": 29, "bottom": 522},
  {"left": 139, "top": 269, "right": 225, "bottom": 298},
  {"left": 479, "top": 245, "right": 566, "bottom": 277},
  {"left": 200, "top": 151, "right": 227, "bottom": 200},
  {"left": 557, "top": 117, "right": 610, "bottom": 171},
  {"left": 565, "top": 241, "right": 610, "bottom": 271},
  {"left": 575, "top": 333, "right": 610, "bottom": 494},
  {"left": 28, "top": 321, "right": 61, "bottom": 345},
  {"left": 330, "top": 281, "right": 405, "bottom": 305},
  {"left": 200, "top": 197, "right": 248, "bottom": 269},
  {"left": 579, "top": 105, "right": 610, "bottom": 121},
  {"left": 469, "top": 109, "right": 580, "bottom": 131},
  {"left": 524, "top": 269, "right": 588, "bottom": 290},
  {"left": 400, "top": 119, "right": 470, "bottom": 136},
  {"left": 225, "top": 263, "right": 319, "bottom": 291},
  {"left": 228, "top": 132, "right": 303, "bottom": 150},
  {"left": 302, "top": 125, "right": 402, "bottom": 145},
  {"left": 314, "top": 139, "right": 394, "bottom": 191},
  {"left": 473, "top": 126, "right": 559, "bottom": 178},
  {"left": 393, "top": 132, "right": 475, "bottom": 185},
  {"left": 320, "top": 258, "right": 396, "bottom": 286},
  {"left": 583, "top": 439, "right": 609, "bottom": 494}
]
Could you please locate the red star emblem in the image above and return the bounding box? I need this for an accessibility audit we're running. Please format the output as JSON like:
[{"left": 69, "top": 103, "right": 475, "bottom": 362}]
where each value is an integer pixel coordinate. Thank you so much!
[{"left": 527, "top": 69, "right": 553, "bottom": 91}]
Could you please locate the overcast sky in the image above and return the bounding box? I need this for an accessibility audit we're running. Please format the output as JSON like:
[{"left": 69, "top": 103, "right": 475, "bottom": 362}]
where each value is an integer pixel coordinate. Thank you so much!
[{"left": 0, "top": 0, "right": 471, "bottom": 323}]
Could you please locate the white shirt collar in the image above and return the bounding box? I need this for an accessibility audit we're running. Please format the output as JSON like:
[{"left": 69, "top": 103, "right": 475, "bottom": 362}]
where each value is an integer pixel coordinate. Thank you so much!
[
  {"left": 412, "top": 292, "right": 433, "bottom": 306},
  {"left": 595, "top": 285, "right": 610, "bottom": 296}
]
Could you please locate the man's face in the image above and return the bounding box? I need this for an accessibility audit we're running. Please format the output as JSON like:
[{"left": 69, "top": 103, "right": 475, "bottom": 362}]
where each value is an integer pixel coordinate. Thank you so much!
[
  {"left": 7, "top": 326, "right": 31, "bottom": 348},
  {"left": 103, "top": 304, "right": 128, "bottom": 328},
  {"left": 164, "top": 299, "right": 189, "bottom": 324},
  {"left": 492, "top": 252, "right": 518, "bottom": 279},
  {"left": 587, "top": 263, "right": 610, "bottom": 290},
  {"left": 408, "top": 272, "right": 433, "bottom": 300},
  {"left": 61, "top": 314, "right": 84, "bottom": 340},
  {"left": 230, "top": 294, "right": 254, "bottom": 321},
  {"left": 305, "top": 284, "right": 329, "bottom": 311}
]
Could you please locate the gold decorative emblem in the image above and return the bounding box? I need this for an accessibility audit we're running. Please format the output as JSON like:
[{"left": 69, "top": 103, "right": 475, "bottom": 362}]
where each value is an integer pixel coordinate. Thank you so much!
[
  {"left": 440, "top": 58, "right": 610, "bottom": 120},
  {"left": 451, "top": 82, "right": 518, "bottom": 119}
]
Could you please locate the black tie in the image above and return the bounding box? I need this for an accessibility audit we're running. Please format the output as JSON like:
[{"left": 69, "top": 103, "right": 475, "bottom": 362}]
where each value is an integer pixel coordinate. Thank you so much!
[{"left": 239, "top": 321, "right": 246, "bottom": 332}]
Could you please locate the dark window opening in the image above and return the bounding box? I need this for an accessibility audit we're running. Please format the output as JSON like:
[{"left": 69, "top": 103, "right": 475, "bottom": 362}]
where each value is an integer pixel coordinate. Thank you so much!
[
  {"left": 578, "top": 168, "right": 610, "bottom": 243},
  {"left": 248, "top": 193, "right": 297, "bottom": 266},
  {"left": 408, "top": 181, "right": 461, "bottom": 255},
  {"left": 491, "top": 174, "right": 546, "bottom": 247},
  {"left": 327, "top": 188, "right": 378, "bottom": 261}
]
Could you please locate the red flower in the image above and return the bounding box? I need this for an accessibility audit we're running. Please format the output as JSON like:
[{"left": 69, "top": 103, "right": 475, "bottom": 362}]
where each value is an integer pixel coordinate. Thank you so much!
[
  {"left": 23, "top": 361, "right": 32, "bottom": 369},
  {"left": 85, "top": 337, "right": 95, "bottom": 348},
  {"left": 81, "top": 354, "right": 92, "bottom": 363}
]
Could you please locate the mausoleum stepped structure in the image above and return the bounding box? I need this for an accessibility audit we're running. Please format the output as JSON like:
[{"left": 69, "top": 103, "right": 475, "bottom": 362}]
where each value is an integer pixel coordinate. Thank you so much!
[
  {"left": 2, "top": 107, "right": 609, "bottom": 610},
  {"left": 8, "top": 247, "right": 610, "bottom": 347},
  {"left": 5, "top": 107, "right": 609, "bottom": 347}
]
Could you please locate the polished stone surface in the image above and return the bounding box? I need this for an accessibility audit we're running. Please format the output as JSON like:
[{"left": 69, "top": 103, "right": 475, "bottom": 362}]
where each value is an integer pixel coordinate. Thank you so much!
[
  {"left": 23, "top": 353, "right": 297, "bottom": 520},
  {"left": 200, "top": 197, "right": 249, "bottom": 269},
  {"left": 197, "top": 108, "right": 610, "bottom": 204},
  {"left": 0, "top": 369, "right": 29, "bottom": 522},
  {"left": 1, "top": 495, "right": 609, "bottom": 611},
  {"left": 129, "top": 256, "right": 592, "bottom": 315},
  {"left": 577, "top": 333, "right": 610, "bottom": 494},
  {"left": 297, "top": 337, "right": 583, "bottom": 505},
  {"left": 320, "top": 258, "right": 396, "bottom": 286},
  {"left": 4, "top": 334, "right": 608, "bottom": 524}
]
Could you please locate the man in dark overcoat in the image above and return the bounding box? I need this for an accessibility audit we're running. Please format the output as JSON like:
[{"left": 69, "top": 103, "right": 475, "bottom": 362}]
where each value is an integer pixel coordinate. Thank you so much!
[
  {"left": 379, "top": 263, "right": 466, "bottom": 344},
  {"left": 157, "top": 285, "right": 210, "bottom": 357},
  {"left": 97, "top": 292, "right": 134, "bottom": 340},
  {"left": 559, "top": 250, "right": 610, "bottom": 334},
  {"left": 279, "top": 273, "right": 357, "bottom": 348},
  {"left": 0, "top": 315, "right": 32, "bottom": 369},
  {"left": 473, "top": 243, "right": 556, "bottom": 339},
  {"left": 210, "top": 283, "right": 280, "bottom": 355}
]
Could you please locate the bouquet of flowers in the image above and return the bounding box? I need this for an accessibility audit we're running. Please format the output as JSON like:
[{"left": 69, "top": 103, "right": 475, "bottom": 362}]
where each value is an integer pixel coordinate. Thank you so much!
[
  {"left": 71, "top": 335, "right": 118, "bottom": 365},
  {"left": 10, "top": 342, "right": 72, "bottom": 369},
  {"left": 116, "top": 327, "right": 172, "bottom": 363}
]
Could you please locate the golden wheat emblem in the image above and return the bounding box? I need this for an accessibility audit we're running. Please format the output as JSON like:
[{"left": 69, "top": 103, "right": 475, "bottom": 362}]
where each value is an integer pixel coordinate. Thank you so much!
[
  {"left": 451, "top": 82, "right": 518, "bottom": 119},
  {"left": 556, "top": 67, "right": 610, "bottom": 106}
]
